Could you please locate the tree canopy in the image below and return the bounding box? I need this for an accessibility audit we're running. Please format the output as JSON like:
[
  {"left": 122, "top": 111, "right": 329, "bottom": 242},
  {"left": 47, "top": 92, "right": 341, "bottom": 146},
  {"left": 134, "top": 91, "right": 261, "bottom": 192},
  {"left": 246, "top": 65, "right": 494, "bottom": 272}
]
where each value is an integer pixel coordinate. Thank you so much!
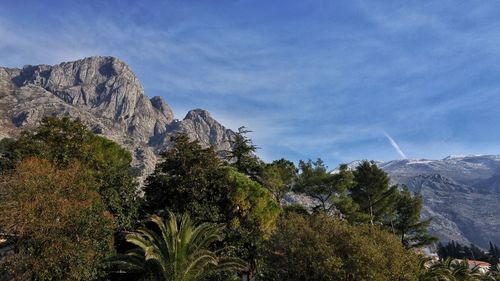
[
  {"left": 143, "top": 134, "right": 280, "bottom": 279},
  {"left": 0, "top": 158, "right": 115, "bottom": 281},
  {"left": 262, "top": 212, "right": 419, "bottom": 281},
  {"left": 261, "top": 159, "right": 297, "bottom": 202},
  {"left": 294, "top": 159, "right": 356, "bottom": 216},
  {"left": 350, "top": 160, "right": 398, "bottom": 225},
  {"left": 1, "top": 117, "right": 140, "bottom": 229},
  {"left": 393, "top": 186, "right": 437, "bottom": 248},
  {"left": 110, "top": 213, "right": 246, "bottom": 281}
]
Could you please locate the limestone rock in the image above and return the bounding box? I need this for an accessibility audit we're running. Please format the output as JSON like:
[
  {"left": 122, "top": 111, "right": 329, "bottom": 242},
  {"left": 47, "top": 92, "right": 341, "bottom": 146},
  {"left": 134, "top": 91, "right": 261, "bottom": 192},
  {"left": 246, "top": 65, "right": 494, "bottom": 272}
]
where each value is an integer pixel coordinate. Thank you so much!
[{"left": 0, "top": 56, "right": 235, "bottom": 182}]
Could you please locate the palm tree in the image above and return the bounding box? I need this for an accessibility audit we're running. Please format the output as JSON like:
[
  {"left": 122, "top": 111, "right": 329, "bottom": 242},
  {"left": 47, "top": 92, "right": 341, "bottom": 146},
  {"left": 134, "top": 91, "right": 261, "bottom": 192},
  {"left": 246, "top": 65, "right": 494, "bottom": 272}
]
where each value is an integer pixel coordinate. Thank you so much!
[
  {"left": 418, "top": 257, "right": 484, "bottom": 281},
  {"left": 482, "top": 264, "right": 500, "bottom": 281},
  {"left": 110, "top": 212, "right": 246, "bottom": 281}
]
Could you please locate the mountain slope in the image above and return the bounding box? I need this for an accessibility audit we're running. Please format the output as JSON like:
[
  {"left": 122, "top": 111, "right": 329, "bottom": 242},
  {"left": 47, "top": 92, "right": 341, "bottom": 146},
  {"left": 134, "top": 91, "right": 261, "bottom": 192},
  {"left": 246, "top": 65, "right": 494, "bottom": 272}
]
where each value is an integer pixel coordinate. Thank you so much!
[
  {"left": 377, "top": 156, "right": 500, "bottom": 248},
  {"left": 0, "top": 56, "right": 235, "bottom": 179}
]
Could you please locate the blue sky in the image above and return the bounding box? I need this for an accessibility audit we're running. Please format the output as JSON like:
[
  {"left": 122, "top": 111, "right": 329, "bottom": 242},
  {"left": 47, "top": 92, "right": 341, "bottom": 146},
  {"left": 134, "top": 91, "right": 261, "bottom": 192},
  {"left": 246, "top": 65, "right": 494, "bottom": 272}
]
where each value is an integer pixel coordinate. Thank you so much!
[{"left": 1, "top": 1, "right": 500, "bottom": 168}]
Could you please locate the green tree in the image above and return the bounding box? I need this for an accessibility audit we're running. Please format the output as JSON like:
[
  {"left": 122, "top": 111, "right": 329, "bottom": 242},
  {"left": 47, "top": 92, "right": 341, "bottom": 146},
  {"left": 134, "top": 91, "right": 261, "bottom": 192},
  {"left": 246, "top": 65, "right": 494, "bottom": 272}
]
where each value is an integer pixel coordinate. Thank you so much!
[
  {"left": 490, "top": 242, "right": 500, "bottom": 266},
  {"left": 418, "top": 257, "right": 484, "bottom": 281},
  {"left": 2, "top": 117, "right": 140, "bottom": 229},
  {"left": 350, "top": 160, "right": 398, "bottom": 225},
  {"left": 227, "top": 126, "right": 262, "bottom": 178},
  {"left": 143, "top": 134, "right": 280, "bottom": 279},
  {"left": 227, "top": 168, "right": 281, "bottom": 279},
  {"left": 0, "top": 158, "right": 115, "bottom": 281},
  {"left": 0, "top": 138, "right": 18, "bottom": 170},
  {"left": 394, "top": 186, "right": 437, "bottom": 248},
  {"left": 294, "top": 159, "right": 356, "bottom": 216},
  {"left": 261, "top": 159, "right": 297, "bottom": 202},
  {"left": 111, "top": 213, "right": 245, "bottom": 281},
  {"left": 144, "top": 134, "right": 232, "bottom": 223},
  {"left": 262, "top": 212, "right": 419, "bottom": 281}
]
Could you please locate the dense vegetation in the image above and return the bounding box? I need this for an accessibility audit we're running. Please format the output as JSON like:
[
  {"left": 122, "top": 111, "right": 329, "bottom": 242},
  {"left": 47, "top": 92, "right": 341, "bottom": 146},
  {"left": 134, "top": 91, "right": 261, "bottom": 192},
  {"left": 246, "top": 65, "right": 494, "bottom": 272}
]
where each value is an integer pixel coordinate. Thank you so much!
[
  {"left": 0, "top": 117, "right": 498, "bottom": 281},
  {"left": 437, "top": 241, "right": 500, "bottom": 264}
]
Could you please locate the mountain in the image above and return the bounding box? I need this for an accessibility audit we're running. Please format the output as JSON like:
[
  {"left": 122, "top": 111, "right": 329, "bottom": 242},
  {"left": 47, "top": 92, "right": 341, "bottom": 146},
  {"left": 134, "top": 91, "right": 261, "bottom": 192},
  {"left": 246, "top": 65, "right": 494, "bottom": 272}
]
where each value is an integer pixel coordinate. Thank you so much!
[
  {"left": 355, "top": 156, "right": 500, "bottom": 248},
  {"left": 0, "top": 56, "right": 235, "bottom": 180}
]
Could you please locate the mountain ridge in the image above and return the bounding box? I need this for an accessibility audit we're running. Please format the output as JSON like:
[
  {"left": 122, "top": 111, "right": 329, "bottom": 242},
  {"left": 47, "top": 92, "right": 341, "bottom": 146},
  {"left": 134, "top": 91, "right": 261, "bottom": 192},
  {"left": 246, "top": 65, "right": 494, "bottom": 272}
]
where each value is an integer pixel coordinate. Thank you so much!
[
  {"left": 341, "top": 155, "right": 500, "bottom": 248},
  {"left": 0, "top": 56, "right": 235, "bottom": 181}
]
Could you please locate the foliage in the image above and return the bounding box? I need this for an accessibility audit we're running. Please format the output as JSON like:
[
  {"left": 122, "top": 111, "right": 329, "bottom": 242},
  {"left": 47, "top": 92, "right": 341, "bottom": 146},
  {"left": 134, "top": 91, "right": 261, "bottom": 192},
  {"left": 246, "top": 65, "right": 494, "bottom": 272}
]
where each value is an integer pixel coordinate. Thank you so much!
[
  {"left": 0, "top": 138, "right": 18, "bottom": 170},
  {"left": 438, "top": 241, "right": 495, "bottom": 263},
  {"left": 490, "top": 242, "right": 500, "bottom": 266},
  {"left": 144, "top": 134, "right": 232, "bottom": 223},
  {"left": 262, "top": 212, "right": 419, "bottom": 281},
  {"left": 0, "top": 158, "right": 115, "bottom": 281},
  {"left": 227, "top": 126, "right": 262, "bottom": 178},
  {"left": 110, "top": 213, "right": 246, "bottom": 281},
  {"left": 228, "top": 168, "right": 281, "bottom": 239},
  {"left": 350, "top": 160, "right": 398, "bottom": 224},
  {"left": 226, "top": 168, "right": 281, "bottom": 280},
  {"left": 294, "top": 159, "right": 357, "bottom": 216},
  {"left": 282, "top": 204, "right": 310, "bottom": 216},
  {"left": 143, "top": 134, "right": 280, "bottom": 279},
  {"left": 1, "top": 117, "right": 140, "bottom": 229},
  {"left": 260, "top": 159, "right": 297, "bottom": 202},
  {"left": 418, "top": 257, "right": 484, "bottom": 281},
  {"left": 394, "top": 186, "right": 437, "bottom": 248}
]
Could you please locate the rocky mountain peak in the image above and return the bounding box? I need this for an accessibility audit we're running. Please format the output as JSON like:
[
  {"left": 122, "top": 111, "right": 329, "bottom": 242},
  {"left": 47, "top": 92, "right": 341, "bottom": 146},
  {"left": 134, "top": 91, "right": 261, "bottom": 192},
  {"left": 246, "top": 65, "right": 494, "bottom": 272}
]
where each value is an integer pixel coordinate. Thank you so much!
[
  {"left": 150, "top": 96, "right": 174, "bottom": 120},
  {"left": 184, "top": 108, "right": 212, "bottom": 120},
  {"left": 0, "top": 56, "right": 235, "bottom": 181}
]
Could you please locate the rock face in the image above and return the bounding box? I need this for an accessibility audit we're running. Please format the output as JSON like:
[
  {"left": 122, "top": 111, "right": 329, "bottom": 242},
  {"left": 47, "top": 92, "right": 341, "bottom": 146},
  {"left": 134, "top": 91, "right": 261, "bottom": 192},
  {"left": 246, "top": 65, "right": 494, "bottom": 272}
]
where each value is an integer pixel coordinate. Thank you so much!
[
  {"left": 0, "top": 56, "right": 235, "bottom": 180},
  {"left": 351, "top": 156, "right": 500, "bottom": 248}
]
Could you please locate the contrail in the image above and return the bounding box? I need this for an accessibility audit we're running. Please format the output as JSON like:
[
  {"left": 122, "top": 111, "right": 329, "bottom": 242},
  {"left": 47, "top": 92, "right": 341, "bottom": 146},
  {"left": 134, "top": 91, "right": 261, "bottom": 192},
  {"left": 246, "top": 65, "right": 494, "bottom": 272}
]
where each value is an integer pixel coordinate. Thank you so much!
[{"left": 383, "top": 133, "right": 408, "bottom": 159}]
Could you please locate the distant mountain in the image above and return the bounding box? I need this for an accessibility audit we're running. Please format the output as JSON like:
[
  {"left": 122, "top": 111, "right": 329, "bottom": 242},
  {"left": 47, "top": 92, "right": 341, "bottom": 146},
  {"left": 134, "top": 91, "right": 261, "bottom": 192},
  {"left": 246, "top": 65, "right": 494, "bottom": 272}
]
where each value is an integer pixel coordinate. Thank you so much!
[
  {"left": 0, "top": 56, "right": 235, "bottom": 180},
  {"left": 353, "top": 156, "right": 500, "bottom": 248}
]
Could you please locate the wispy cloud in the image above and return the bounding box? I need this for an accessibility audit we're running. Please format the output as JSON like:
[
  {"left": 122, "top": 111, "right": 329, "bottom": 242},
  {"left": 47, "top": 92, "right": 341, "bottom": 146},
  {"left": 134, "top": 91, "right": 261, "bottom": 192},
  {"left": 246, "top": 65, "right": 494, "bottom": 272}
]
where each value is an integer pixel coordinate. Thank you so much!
[{"left": 1, "top": 1, "right": 500, "bottom": 165}]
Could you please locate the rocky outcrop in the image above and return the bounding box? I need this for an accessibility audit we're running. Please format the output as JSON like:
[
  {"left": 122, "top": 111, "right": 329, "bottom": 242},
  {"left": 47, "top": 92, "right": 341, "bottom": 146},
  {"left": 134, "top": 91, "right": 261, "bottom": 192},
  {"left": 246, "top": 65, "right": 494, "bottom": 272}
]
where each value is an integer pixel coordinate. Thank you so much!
[{"left": 0, "top": 56, "right": 235, "bottom": 180}]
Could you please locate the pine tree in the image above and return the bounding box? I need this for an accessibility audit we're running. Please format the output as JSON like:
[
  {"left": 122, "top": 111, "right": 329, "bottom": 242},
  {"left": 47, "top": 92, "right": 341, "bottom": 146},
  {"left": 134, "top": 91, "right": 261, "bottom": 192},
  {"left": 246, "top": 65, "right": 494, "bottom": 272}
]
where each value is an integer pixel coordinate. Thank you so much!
[
  {"left": 294, "top": 160, "right": 356, "bottom": 215},
  {"left": 350, "top": 161, "right": 398, "bottom": 225},
  {"left": 393, "top": 186, "right": 436, "bottom": 248},
  {"left": 261, "top": 158, "right": 297, "bottom": 202}
]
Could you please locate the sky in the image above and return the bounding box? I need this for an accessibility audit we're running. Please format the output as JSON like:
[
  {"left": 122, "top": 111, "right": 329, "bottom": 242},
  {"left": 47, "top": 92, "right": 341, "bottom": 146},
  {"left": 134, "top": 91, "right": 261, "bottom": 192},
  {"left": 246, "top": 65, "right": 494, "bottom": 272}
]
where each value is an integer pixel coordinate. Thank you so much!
[{"left": 1, "top": 1, "right": 500, "bottom": 168}]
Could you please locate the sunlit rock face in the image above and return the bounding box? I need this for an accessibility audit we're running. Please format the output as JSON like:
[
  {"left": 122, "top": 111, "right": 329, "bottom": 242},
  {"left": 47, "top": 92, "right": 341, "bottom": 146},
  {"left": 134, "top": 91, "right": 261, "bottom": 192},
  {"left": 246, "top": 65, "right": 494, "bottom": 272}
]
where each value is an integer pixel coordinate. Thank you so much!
[{"left": 0, "top": 56, "right": 234, "bottom": 181}]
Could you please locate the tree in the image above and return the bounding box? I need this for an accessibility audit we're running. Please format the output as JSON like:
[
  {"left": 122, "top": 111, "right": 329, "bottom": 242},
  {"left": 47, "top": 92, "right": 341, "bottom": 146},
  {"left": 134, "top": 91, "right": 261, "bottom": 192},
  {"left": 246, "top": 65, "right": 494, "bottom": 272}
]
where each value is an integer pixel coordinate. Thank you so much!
[
  {"left": 393, "top": 186, "right": 437, "bottom": 248},
  {"left": 262, "top": 212, "right": 419, "bottom": 281},
  {"left": 110, "top": 213, "right": 246, "bottom": 281},
  {"left": 438, "top": 241, "right": 491, "bottom": 262},
  {"left": 143, "top": 134, "right": 280, "bottom": 279},
  {"left": 227, "top": 126, "right": 262, "bottom": 178},
  {"left": 0, "top": 158, "right": 115, "bottom": 281},
  {"left": 294, "top": 159, "right": 356, "bottom": 216},
  {"left": 418, "top": 257, "right": 483, "bottom": 281},
  {"left": 490, "top": 242, "right": 500, "bottom": 266},
  {"left": 0, "top": 138, "right": 18, "bottom": 171},
  {"left": 350, "top": 160, "right": 398, "bottom": 225},
  {"left": 144, "top": 134, "right": 232, "bottom": 223},
  {"left": 227, "top": 168, "right": 281, "bottom": 279},
  {"left": 261, "top": 159, "right": 297, "bottom": 202},
  {"left": 2, "top": 117, "right": 140, "bottom": 229}
]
